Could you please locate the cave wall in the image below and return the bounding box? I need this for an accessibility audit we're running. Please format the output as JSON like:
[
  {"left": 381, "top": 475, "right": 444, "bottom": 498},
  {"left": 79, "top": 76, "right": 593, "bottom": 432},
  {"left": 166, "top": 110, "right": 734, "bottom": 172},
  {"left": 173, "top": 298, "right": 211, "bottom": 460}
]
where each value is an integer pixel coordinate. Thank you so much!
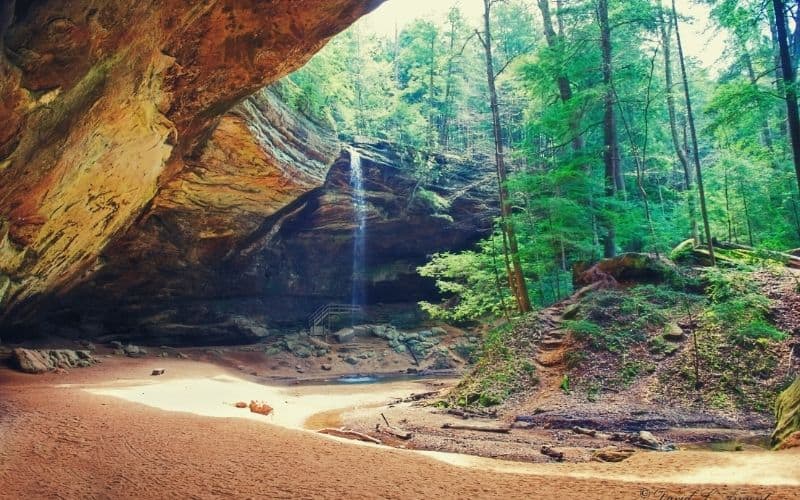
[{"left": 0, "top": 0, "right": 384, "bottom": 324}]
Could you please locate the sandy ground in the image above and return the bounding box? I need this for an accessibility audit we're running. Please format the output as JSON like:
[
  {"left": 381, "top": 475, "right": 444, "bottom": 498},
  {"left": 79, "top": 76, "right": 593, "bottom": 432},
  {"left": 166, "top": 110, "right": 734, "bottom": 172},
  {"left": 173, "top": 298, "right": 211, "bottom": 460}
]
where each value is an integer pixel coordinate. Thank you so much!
[{"left": 1, "top": 357, "right": 798, "bottom": 499}]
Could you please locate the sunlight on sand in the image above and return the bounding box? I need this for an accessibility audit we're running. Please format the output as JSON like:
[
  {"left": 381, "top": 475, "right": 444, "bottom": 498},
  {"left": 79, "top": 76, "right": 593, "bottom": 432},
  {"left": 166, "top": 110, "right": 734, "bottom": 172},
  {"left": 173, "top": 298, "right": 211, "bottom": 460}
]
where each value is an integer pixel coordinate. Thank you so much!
[
  {"left": 83, "top": 373, "right": 800, "bottom": 487},
  {"left": 86, "top": 374, "right": 421, "bottom": 429}
]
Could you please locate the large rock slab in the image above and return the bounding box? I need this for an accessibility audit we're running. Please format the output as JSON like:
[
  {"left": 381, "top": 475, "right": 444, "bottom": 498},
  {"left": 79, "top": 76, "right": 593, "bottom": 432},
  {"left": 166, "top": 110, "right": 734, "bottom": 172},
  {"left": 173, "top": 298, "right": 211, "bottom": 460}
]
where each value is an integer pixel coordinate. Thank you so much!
[{"left": 12, "top": 348, "right": 96, "bottom": 374}]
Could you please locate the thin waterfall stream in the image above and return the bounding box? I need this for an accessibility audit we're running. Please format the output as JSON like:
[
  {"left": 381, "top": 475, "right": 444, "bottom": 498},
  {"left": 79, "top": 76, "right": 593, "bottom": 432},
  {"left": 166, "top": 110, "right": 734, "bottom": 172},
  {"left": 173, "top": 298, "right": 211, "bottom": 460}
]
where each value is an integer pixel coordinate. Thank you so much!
[{"left": 349, "top": 148, "right": 367, "bottom": 313}]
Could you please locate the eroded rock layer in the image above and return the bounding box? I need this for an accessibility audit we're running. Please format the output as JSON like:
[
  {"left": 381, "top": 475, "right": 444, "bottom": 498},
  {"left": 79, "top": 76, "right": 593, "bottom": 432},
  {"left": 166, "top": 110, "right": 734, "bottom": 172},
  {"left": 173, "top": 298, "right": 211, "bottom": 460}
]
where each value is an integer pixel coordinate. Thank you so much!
[{"left": 0, "top": 0, "right": 382, "bottom": 323}]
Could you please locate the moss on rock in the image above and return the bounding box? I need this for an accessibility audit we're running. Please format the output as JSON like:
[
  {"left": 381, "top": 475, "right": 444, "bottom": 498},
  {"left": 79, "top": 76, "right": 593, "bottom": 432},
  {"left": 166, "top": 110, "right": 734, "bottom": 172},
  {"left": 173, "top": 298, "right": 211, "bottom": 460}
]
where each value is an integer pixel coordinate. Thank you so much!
[{"left": 772, "top": 377, "right": 800, "bottom": 449}]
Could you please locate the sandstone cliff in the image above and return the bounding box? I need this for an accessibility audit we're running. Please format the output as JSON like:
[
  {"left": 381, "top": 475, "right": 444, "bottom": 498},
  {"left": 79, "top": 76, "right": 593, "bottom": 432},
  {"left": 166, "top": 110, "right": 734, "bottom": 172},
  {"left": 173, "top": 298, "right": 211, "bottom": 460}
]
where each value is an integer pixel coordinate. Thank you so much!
[{"left": 0, "top": 0, "right": 382, "bottom": 324}]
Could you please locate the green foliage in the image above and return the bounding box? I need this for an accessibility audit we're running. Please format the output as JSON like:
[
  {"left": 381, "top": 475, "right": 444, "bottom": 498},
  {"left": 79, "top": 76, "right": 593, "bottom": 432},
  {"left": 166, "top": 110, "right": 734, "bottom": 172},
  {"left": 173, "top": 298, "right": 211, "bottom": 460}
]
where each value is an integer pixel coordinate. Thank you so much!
[
  {"left": 702, "top": 268, "right": 788, "bottom": 343},
  {"left": 560, "top": 374, "right": 571, "bottom": 394},
  {"left": 447, "top": 320, "right": 538, "bottom": 408}
]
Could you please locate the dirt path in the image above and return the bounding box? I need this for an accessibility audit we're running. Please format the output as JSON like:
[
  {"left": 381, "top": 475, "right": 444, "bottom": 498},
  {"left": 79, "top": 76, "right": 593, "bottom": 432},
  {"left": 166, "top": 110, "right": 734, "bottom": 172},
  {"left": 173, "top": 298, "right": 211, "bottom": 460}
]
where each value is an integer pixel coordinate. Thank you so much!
[{"left": 1, "top": 358, "right": 798, "bottom": 499}]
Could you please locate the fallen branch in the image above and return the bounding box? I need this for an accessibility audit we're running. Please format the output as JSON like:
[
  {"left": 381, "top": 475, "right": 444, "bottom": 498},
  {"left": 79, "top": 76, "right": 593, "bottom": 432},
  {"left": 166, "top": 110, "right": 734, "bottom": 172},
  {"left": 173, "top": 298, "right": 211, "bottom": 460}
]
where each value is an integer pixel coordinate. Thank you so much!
[
  {"left": 317, "top": 428, "right": 382, "bottom": 445},
  {"left": 441, "top": 422, "right": 510, "bottom": 433},
  {"left": 378, "top": 424, "right": 412, "bottom": 440}
]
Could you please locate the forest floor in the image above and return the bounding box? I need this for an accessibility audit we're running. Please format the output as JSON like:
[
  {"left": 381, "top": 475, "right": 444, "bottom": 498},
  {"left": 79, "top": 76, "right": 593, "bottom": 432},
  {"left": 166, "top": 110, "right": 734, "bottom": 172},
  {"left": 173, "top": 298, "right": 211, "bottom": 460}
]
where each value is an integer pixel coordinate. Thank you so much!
[{"left": 1, "top": 356, "right": 798, "bottom": 499}]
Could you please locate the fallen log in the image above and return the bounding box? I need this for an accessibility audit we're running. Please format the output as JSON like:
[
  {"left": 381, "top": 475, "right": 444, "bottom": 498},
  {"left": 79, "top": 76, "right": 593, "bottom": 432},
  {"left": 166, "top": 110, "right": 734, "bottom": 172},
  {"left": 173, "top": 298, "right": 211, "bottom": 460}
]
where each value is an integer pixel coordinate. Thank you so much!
[
  {"left": 572, "top": 426, "right": 598, "bottom": 437},
  {"left": 441, "top": 422, "right": 510, "bottom": 433},
  {"left": 317, "top": 428, "right": 382, "bottom": 445},
  {"left": 540, "top": 445, "right": 565, "bottom": 461},
  {"left": 402, "top": 391, "right": 439, "bottom": 402}
]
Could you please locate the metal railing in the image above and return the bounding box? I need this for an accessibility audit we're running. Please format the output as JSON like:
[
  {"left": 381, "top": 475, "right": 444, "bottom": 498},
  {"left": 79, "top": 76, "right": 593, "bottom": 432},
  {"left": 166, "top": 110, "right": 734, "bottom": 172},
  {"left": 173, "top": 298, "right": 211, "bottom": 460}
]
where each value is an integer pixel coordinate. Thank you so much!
[{"left": 308, "top": 303, "right": 363, "bottom": 336}]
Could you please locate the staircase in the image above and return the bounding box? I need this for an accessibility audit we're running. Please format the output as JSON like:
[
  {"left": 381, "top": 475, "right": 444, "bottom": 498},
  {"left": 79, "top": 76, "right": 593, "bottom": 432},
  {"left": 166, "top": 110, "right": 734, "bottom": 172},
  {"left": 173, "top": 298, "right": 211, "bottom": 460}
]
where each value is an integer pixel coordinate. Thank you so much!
[{"left": 308, "top": 303, "right": 363, "bottom": 336}]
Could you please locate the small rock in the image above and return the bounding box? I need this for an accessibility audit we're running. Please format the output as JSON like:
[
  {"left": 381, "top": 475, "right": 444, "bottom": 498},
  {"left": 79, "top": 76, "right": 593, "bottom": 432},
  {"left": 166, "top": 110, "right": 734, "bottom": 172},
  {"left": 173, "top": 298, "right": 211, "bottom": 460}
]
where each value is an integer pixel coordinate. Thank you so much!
[
  {"left": 321, "top": 363, "right": 332, "bottom": 371},
  {"left": 151, "top": 368, "right": 166, "bottom": 376},
  {"left": 249, "top": 400, "right": 273, "bottom": 416},
  {"left": 78, "top": 340, "right": 96, "bottom": 351},
  {"left": 561, "top": 302, "right": 581, "bottom": 320},
  {"left": 235, "top": 401, "right": 248, "bottom": 409},
  {"left": 663, "top": 323, "right": 684, "bottom": 341},
  {"left": 176, "top": 352, "right": 189, "bottom": 359},
  {"left": 592, "top": 446, "right": 635, "bottom": 462},
  {"left": 110, "top": 341, "right": 124, "bottom": 349},
  {"left": 344, "top": 356, "right": 360, "bottom": 365},
  {"left": 430, "top": 327, "right": 447, "bottom": 336}
]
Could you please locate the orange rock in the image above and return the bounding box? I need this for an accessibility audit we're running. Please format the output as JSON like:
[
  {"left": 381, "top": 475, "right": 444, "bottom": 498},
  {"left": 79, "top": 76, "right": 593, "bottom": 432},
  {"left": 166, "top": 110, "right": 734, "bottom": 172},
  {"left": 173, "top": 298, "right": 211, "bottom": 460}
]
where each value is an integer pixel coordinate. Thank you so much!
[
  {"left": 249, "top": 401, "right": 273, "bottom": 416},
  {"left": 235, "top": 402, "right": 248, "bottom": 409},
  {"left": 777, "top": 431, "right": 800, "bottom": 450}
]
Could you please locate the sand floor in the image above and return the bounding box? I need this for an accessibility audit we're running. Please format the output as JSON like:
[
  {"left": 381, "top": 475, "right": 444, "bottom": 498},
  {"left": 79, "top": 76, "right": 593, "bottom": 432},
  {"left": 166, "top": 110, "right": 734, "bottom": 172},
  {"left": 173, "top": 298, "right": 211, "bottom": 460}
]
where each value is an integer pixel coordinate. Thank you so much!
[{"left": 1, "top": 357, "right": 798, "bottom": 499}]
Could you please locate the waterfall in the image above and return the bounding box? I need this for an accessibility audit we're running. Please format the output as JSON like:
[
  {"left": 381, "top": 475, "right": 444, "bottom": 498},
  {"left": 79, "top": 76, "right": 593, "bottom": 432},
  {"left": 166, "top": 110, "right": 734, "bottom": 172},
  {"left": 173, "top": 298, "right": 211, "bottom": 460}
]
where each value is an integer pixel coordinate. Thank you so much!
[{"left": 349, "top": 148, "right": 367, "bottom": 309}]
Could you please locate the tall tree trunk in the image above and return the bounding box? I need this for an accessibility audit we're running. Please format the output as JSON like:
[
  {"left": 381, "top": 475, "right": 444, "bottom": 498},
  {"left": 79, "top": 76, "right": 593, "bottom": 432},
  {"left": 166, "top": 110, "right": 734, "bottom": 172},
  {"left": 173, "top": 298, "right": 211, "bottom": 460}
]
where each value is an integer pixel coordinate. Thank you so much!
[
  {"left": 659, "top": 0, "right": 698, "bottom": 242},
  {"left": 673, "top": 0, "right": 715, "bottom": 265},
  {"left": 773, "top": 0, "right": 800, "bottom": 197},
  {"left": 768, "top": 1, "right": 790, "bottom": 141},
  {"left": 479, "top": 0, "right": 532, "bottom": 313},
  {"left": 427, "top": 34, "right": 437, "bottom": 149},
  {"left": 598, "top": 0, "right": 619, "bottom": 257}
]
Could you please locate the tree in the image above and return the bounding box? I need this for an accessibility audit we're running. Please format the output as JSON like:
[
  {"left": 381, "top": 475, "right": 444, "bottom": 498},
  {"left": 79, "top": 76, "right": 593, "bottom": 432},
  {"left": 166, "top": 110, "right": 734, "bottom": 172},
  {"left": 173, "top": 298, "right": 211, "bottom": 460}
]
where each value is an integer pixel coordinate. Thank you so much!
[
  {"left": 672, "top": 0, "right": 715, "bottom": 265},
  {"left": 772, "top": 0, "right": 800, "bottom": 196},
  {"left": 598, "top": 0, "right": 621, "bottom": 257},
  {"left": 477, "top": 0, "right": 533, "bottom": 313}
]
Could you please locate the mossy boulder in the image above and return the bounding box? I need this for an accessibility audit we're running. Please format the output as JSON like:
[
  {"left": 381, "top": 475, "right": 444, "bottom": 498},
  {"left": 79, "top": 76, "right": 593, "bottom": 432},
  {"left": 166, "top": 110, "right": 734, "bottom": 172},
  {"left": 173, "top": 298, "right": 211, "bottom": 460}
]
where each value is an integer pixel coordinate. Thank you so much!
[{"left": 772, "top": 377, "right": 800, "bottom": 449}]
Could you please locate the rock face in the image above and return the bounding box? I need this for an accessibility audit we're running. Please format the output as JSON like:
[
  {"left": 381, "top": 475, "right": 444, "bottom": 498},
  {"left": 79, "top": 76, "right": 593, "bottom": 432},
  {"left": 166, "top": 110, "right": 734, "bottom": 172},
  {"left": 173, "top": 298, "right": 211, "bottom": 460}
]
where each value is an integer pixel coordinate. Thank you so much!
[
  {"left": 0, "top": 0, "right": 383, "bottom": 324},
  {"left": 0, "top": 96, "right": 495, "bottom": 344},
  {"left": 772, "top": 377, "right": 800, "bottom": 449}
]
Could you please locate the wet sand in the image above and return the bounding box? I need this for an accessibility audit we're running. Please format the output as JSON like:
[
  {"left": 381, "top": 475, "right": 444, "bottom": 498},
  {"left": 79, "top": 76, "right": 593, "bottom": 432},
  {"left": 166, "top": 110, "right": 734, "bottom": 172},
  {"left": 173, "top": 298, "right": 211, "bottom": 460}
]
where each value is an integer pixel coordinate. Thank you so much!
[{"left": 1, "top": 357, "right": 797, "bottom": 499}]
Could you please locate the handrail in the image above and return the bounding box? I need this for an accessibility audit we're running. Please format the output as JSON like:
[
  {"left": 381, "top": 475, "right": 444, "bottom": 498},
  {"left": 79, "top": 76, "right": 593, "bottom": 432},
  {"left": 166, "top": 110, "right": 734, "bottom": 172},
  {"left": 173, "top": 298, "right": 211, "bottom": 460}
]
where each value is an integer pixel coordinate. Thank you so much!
[{"left": 308, "top": 303, "right": 363, "bottom": 335}]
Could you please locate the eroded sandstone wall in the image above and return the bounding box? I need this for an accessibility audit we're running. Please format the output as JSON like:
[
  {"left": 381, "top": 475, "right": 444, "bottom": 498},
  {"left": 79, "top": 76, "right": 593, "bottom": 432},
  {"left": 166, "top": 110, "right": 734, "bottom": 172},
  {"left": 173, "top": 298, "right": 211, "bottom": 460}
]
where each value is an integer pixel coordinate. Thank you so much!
[{"left": 0, "top": 0, "right": 382, "bottom": 323}]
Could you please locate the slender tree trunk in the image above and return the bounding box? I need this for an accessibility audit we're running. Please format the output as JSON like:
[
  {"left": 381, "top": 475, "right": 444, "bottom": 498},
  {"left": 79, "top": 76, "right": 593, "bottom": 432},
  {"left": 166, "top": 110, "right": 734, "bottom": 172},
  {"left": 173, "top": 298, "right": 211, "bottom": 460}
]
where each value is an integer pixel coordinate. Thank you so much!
[
  {"left": 598, "top": 0, "right": 619, "bottom": 257},
  {"left": 673, "top": 0, "right": 715, "bottom": 265},
  {"left": 738, "top": 178, "right": 755, "bottom": 247},
  {"left": 440, "top": 20, "right": 457, "bottom": 148},
  {"left": 773, "top": 0, "right": 800, "bottom": 196},
  {"left": 479, "top": 0, "right": 532, "bottom": 313},
  {"left": 723, "top": 162, "right": 734, "bottom": 242},
  {"left": 742, "top": 47, "right": 776, "bottom": 154},
  {"left": 659, "top": 0, "right": 698, "bottom": 242},
  {"left": 427, "top": 34, "right": 437, "bottom": 149},
  {"left": 614, "top": 50, "right": 658, "bottom": 255}
]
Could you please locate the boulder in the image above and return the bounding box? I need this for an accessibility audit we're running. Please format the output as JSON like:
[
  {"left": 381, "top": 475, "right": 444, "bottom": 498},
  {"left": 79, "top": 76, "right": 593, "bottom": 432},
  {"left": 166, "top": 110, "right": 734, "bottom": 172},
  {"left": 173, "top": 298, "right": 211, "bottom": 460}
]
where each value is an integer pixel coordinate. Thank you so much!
[
  {"left": 561, "top": 303, "right": 581, "bottom": 320},
  {"left": 430, "top": 327, "right": 447, "bottom": 336},
  {"left": 634, "top": 431, "right": 662, "bottom": 450},
  {"left": 772, "top": 377, "right": 800, "bottom": 449},
  {"left": 123, "top": 345, "right": 147, "bottom": 358},
  {"left": 334, "top": 328, "right": 356, "bottom": 344}
]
